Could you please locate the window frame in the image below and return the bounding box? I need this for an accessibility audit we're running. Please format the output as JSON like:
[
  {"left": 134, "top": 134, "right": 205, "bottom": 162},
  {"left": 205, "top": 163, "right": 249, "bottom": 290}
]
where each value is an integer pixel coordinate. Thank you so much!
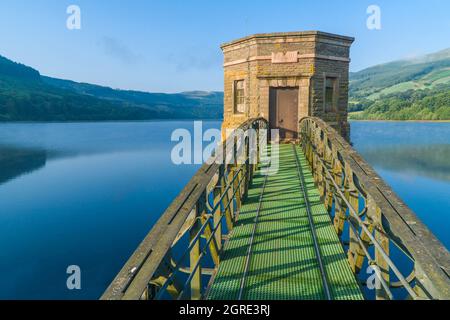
[
  {"left": 233, "top": 79, "right": 246, "bottom": 115},
  {"left": 323, "top": 75, "right": 339, "bottom": 113}
]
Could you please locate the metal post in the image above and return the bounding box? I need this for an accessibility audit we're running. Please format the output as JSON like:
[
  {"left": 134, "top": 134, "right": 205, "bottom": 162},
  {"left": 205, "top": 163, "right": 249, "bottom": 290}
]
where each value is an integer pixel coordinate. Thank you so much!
[
  {"left": 190, "top": 197, "right": 205, "bottom": 300},
  {"left": 374, "top": 204, "right": 390, "bottom": 300}
]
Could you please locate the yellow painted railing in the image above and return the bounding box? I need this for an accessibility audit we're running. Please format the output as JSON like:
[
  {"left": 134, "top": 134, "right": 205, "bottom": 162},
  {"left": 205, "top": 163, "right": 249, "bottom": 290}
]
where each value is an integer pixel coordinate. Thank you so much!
[{"left": 300, "top": 117, "right": 450, "bottom": 300}]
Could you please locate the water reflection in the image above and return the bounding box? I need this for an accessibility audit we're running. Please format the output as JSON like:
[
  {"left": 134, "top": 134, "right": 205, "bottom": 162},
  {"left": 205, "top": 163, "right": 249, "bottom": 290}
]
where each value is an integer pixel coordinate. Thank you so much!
[
  {"left": 351, "top": 121, "right": 450, "bottom": 147},
  {"left": 0, "top": 146, "right": 47, "bottom": 185},
  {"left": 351, "top": 121, "right": 450, "bottom": 250},
  {"left": 0, "top": 121, "right": 221, "bottom": 299},
  {"left": 359, "top": 144, "right": 450, "bottom": 182},
  {"left": 0, "top": 121, "right": 218, "bottom": 185}
]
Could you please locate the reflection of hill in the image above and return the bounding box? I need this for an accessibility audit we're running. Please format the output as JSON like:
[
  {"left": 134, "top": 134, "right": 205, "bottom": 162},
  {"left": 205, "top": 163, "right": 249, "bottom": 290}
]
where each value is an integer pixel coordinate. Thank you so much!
[
  {"left": 0, "top": 146, "right": 47, "bottom": 185},
  {"left": 360, "top": 145, "right": 450, "bottom": 181}
]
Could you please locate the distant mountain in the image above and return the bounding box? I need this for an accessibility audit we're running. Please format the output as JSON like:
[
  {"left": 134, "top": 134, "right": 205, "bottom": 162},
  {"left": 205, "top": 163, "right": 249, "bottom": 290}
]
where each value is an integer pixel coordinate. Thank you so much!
[
  {"left": 0, "top": 55, "right": 223, "bottom": 122},
  {"left": 41, "top": 77, "right": 223, "bottom": 119},
  {"left": 349, "top": 48, "right": 450, "bottom": 120}
]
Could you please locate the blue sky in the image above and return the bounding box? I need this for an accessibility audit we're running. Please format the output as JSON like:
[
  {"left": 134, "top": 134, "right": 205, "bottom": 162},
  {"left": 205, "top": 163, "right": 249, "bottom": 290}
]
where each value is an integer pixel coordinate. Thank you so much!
[{"left": 0, "top": 0, "right": 449, "bottom": 93}]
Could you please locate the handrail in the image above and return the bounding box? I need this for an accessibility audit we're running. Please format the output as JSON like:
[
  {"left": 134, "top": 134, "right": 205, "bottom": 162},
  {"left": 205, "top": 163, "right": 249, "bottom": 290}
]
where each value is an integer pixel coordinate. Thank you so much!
[
  {"left": 299, "top": 117, "right": 450, "bottom": 300},
  {"left": 101, "top": 118, "right": 268, "bottom": 300}
]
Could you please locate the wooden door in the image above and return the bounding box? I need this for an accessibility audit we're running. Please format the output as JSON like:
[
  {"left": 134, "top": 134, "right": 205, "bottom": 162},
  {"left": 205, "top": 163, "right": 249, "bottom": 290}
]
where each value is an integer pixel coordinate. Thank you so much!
[{"left": 269, "top": 87, "right": 299, "bottom": 140}]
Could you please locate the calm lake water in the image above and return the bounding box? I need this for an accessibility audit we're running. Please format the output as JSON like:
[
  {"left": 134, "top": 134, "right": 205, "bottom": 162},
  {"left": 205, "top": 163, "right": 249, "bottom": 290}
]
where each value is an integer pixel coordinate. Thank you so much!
[{"left": 0, "top": 120, "right": 448, "bottom": 299}]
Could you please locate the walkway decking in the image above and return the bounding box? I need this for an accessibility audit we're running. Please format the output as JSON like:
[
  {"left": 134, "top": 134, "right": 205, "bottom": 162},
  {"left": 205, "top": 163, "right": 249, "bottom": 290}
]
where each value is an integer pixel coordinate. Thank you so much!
[{"left": 207, "top": 144, "right": 363, "bottom": 300}]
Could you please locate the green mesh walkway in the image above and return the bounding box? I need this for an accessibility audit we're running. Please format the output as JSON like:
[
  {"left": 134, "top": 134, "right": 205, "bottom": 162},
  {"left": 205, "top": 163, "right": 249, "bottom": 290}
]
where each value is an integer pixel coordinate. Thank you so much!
[{"left": 207, "top": 144, "right": 363, "bottom": 300}]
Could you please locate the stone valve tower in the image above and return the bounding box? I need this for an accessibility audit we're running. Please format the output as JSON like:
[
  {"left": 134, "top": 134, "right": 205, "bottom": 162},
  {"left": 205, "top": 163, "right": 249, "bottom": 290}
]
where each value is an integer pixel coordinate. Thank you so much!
[{"left": 221, "top": 31, "right": 354, "bottom": 141}]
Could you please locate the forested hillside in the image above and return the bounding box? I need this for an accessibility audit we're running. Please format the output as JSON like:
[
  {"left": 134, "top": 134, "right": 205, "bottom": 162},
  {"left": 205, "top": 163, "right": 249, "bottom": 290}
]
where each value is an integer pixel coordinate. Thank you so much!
[
  {"left": 0, "top": 55, "right": 223, "bottom": 121},
  {"left": 349, "top": 48, "right": 450, "bottom": 120},
  {"left": 350, "top": 84, "right": 450, "bottom": 120}
]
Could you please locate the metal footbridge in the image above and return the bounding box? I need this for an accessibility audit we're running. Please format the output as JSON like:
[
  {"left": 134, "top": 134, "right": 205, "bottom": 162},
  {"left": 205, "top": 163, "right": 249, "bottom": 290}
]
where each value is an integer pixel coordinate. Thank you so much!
[
  {"left": 207, "top": 144, "right": 362, "bottom": 300},
  {"left": 102, "top": 118, "right": 450, "bottom": 301}
]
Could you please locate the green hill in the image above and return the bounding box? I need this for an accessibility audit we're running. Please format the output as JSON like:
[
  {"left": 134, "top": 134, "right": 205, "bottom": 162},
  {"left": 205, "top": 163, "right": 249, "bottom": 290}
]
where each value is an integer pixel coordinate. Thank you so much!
[
  {"left": 0, "top": 55, "right": 223, "bottom": 122},
  {"left": 349, "top": 48, "right": 450, "bottom": 120}
]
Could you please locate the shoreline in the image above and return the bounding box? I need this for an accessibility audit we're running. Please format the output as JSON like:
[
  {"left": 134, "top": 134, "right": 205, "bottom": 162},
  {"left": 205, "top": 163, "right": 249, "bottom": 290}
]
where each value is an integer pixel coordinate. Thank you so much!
[
  {"left": 349, "top": 119, "right": 450, "bottom": 123},
  {"left": 0, "top": 118, "right": 224, "bottom": 125},
  {"left": 0, "top": 118, "right": 448, "bottom": 125}
]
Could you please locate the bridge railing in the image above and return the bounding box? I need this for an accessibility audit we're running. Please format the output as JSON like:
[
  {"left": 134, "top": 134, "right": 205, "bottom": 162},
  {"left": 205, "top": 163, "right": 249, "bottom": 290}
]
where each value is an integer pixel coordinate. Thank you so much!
[
  {"left": 101, "top": 118, "right": 268, "bottom": 300},
  {"left": 299, "top": 117, "right": 450, "bottom": 300}
]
